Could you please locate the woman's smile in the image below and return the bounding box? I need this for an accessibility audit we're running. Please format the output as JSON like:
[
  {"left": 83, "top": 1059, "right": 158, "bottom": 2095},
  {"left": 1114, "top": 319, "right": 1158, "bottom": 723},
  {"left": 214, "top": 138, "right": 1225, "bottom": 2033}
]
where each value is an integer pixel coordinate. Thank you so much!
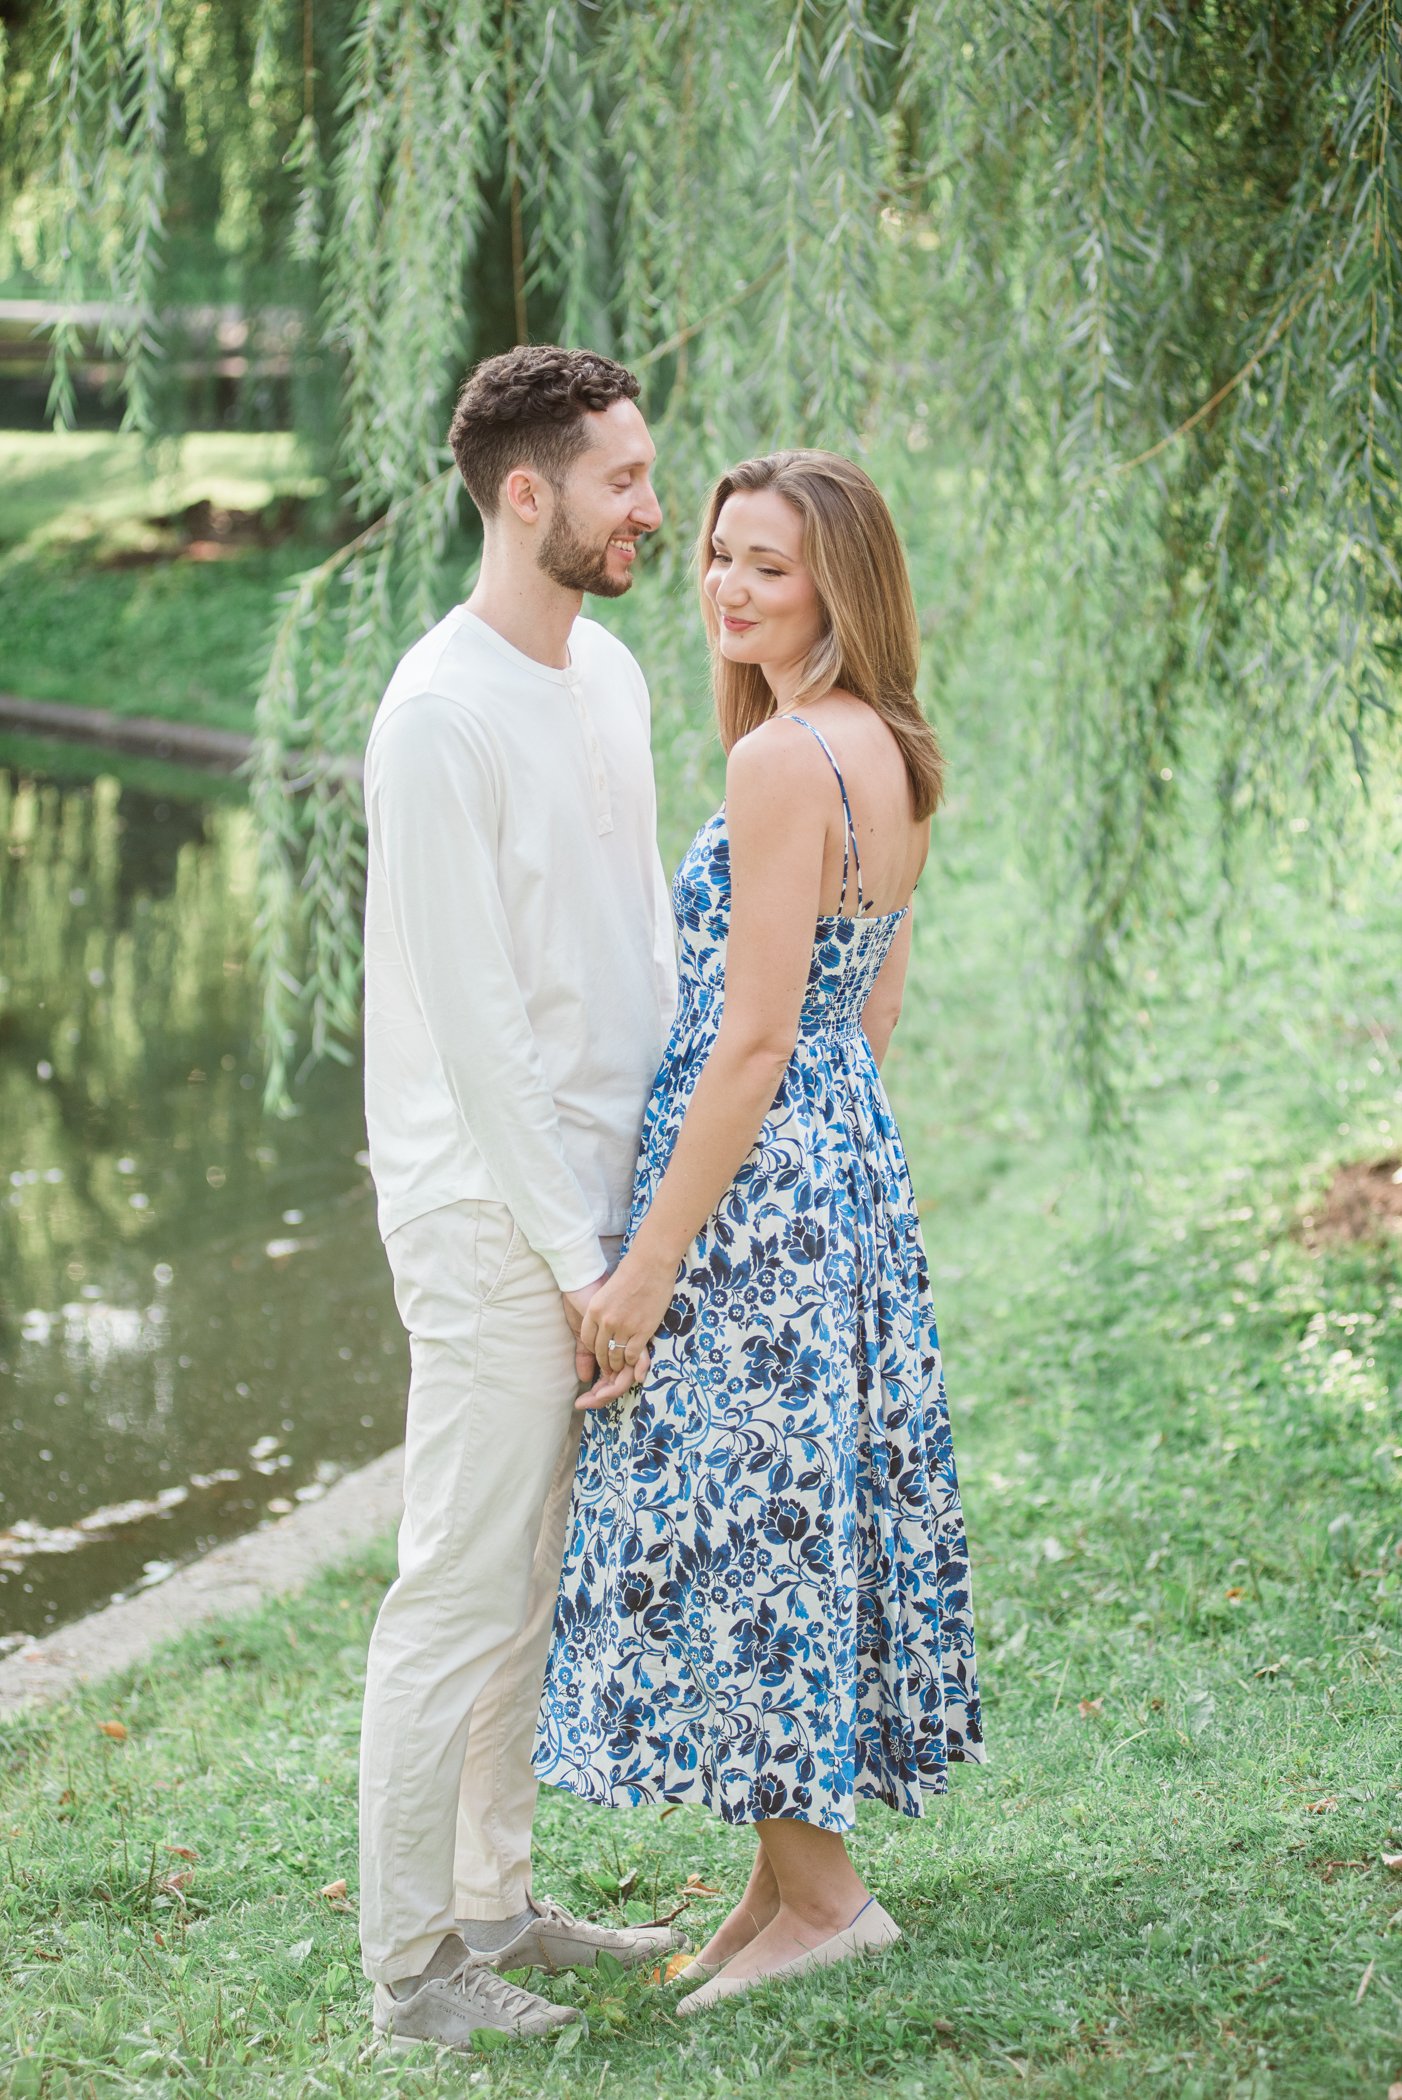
[{"left": 702, "top": 486, "right": 826, "bottom": 686}]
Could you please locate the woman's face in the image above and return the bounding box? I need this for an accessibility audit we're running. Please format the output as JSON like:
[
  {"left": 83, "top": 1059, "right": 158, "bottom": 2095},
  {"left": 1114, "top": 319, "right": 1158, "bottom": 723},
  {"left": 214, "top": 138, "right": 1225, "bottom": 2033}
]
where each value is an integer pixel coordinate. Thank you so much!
[{"left": 703, "top": 488, "right": 825, "bottom": 679}]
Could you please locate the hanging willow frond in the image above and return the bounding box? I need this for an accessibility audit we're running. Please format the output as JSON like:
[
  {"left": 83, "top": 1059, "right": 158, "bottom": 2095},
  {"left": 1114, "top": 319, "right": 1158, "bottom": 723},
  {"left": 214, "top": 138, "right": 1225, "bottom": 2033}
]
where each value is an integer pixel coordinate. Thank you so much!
[
  {"left": 112, "top": 0, "right": 173, "bottom": 431},
  {"left": 11, "top": 0, "right": 1400, "bottom": 1120}
]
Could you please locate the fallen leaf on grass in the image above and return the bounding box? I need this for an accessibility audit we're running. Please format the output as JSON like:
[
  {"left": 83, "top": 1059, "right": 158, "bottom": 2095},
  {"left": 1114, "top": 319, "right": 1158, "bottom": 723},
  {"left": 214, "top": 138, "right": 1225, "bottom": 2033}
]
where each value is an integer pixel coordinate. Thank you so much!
[
  {"left": 1312, "top": 1859, "right": 1370, "bottom": 1882},
  {"left": 933, "top": 2017, "right": 955, "bottom": 2036},
  {"left": 98, "top": 1720, "right": 128, "bottom": 1742},
  {"left": 1078, "top": 1699, "right": 1103, "bottom": 1719},
  {"left": 164, "top": 1845, "right": 198, "bottom": 1862},
  {"left": 680, "top": 1873, "right": 721, "bottom": 1896},
  {"left": 158, "top": 1871, "right": 193, "bottom": 1895},
  {"left": 1303, "top": 1797, "right": 1338, "bottom": 1814},
  {"left": 30, "top": 1948, "right": 62, "bottom": 1963},
  {"left": 1382, "top": 1853, "right": 1402, "bottom": 1871},
  {"left": 648, "top": 1952, "right": 698, "bottom": 1985},
  {"left": 1355, "top": 1959, "right": 1374, "bottom": 2003},
  {"left": 319, "top": 1880, "right": 348, "bottom": 1901},
  {"left": 1224, "top": 1587, "right": 1246, "bottom": 1601}
]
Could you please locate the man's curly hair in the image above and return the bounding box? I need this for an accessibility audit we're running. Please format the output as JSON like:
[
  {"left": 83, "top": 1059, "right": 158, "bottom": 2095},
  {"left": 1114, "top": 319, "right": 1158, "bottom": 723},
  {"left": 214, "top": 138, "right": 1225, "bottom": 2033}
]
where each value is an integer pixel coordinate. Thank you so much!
[{"left": 448, "top": 345, "right": 641, "bottom": 516}]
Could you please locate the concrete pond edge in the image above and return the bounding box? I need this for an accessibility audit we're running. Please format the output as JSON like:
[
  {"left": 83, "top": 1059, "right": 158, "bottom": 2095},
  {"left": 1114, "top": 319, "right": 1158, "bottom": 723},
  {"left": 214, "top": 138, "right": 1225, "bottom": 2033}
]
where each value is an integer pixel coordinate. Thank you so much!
[
  {"left": 0, "top": 1446, "right": 404, "bottom": 1719},
  {"left": 0, "top": 691, "right": 255, "bottom": 770}
]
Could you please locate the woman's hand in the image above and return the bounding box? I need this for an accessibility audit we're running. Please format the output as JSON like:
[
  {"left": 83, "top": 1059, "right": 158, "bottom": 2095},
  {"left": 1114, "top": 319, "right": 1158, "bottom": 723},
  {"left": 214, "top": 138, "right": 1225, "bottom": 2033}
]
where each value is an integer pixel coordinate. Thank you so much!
[{"left": 576, "top": 1245, "right": 677, "bottom": 1410}]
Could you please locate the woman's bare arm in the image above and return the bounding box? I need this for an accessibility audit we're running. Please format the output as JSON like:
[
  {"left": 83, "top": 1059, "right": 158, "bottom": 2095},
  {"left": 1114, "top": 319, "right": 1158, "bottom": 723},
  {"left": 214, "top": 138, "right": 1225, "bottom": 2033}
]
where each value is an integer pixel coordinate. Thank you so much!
[
  {"left": 623, "top": 723, "right": 830, "bottom": 1276},
  {"left": 577, "top": 724, "right": 839, "bottom": 1399}
]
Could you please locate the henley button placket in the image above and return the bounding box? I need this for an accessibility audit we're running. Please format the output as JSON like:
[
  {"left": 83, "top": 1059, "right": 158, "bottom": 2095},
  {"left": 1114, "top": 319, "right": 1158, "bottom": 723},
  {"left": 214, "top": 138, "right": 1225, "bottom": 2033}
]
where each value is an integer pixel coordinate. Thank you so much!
[{"left": 566, "top": 668, "right": 614, "bottom": 835}]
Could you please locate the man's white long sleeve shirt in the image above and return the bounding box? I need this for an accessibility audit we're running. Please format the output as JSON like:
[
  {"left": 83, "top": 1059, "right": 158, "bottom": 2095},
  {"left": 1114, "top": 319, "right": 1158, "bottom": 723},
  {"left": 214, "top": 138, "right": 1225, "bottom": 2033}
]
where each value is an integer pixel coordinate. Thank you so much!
[{"left": 362, "top": 606, "right": 678, "bottom": 1292}]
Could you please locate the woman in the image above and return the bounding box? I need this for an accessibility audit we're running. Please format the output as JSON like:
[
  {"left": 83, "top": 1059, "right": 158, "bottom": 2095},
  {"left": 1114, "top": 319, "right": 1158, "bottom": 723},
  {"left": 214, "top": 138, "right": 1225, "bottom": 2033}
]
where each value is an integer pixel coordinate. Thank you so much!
[{"left": 533, "top": 450, "right": 983, "bottom": 2011}]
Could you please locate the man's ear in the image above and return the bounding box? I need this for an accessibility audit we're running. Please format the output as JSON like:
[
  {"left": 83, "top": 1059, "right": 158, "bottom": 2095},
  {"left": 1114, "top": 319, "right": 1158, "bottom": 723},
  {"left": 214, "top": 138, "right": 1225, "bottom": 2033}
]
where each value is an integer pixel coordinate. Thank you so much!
[{"left": 502, "top": 466, "right": 547, "bottom": 526}]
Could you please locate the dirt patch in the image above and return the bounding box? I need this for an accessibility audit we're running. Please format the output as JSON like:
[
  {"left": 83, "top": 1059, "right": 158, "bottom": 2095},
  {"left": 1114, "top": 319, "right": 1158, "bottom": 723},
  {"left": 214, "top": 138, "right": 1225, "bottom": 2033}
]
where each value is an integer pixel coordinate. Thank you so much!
[
  {"left": 1298, "top": 1156, "right": 1402, "bottom": 1247},
  {"left": 95, "top": 493, "right": 314, "bottom": 569}
]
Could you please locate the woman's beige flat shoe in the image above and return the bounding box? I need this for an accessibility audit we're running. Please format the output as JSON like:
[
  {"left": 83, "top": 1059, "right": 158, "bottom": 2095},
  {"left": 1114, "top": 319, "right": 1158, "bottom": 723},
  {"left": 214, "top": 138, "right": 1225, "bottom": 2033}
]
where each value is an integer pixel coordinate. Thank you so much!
[
  {"left": 676, "top": 1899, "right": 901, "bottom": 2015},
  {"left": 665, "top": 1952, "right": 725, "bottom": 1985}
]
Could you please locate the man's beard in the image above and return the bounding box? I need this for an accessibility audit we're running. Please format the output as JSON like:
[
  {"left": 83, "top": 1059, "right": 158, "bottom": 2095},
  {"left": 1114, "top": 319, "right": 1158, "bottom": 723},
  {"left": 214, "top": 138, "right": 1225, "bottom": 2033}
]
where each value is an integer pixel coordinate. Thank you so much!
[{"left": 537, "top": 501, "right": 632, "bottom": 598}]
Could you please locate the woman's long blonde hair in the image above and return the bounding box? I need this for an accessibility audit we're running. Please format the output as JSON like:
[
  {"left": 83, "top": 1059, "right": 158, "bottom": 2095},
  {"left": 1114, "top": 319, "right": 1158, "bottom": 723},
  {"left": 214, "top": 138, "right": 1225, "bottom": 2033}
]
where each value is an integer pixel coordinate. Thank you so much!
[{"left": 695, "top": 449, "right": 944, "bottom": 819}]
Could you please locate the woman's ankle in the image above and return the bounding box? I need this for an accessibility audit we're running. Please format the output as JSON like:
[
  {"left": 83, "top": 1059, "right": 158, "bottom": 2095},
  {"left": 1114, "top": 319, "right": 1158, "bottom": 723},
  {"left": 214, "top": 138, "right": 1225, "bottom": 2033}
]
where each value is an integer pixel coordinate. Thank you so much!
[
  {"left": 777, "top": 1883, "right": 871, "bottom": 1941},
  {"left": 701, "top": 1889, "right": 777, "bottom": 1958}
]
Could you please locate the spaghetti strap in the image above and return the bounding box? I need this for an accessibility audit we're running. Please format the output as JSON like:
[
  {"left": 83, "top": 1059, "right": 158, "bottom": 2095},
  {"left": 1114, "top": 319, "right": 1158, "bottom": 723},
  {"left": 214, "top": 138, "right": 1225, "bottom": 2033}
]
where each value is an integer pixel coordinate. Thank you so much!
[{"left": 783, "top": 713, "right": 866, "bottom": 915}]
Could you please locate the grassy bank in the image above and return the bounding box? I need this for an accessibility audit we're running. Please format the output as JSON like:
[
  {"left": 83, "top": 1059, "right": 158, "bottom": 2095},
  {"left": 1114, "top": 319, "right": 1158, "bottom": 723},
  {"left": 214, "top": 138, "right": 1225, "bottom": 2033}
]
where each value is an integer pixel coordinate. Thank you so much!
[
  {"left": 2, "top": 758, "right": 1399, "bottom": 2098},
  {"left": 0, "top": 433, "right": 329, "bottom": 731},
  {"left": 2, "top": 1167, "right": 1397, "bottom": 2098}
]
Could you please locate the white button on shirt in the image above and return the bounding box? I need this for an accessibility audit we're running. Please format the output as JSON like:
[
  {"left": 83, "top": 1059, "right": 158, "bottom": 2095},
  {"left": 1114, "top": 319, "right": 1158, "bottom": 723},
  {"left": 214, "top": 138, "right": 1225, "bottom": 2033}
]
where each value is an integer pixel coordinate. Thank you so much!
[{"left": 362, "top": 607, "right": 678, "bottom": 1292}]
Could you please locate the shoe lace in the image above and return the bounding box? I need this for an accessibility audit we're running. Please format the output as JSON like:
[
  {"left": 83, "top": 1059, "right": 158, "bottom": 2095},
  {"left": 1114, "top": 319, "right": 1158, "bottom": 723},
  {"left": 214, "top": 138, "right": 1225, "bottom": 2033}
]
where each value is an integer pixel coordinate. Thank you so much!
[
  {"left": 447, "top": 1956, "right": 552, "bottom": 2020},
  {"left": 531, "top": 1895, "right": 668, "bottom": 1941}
]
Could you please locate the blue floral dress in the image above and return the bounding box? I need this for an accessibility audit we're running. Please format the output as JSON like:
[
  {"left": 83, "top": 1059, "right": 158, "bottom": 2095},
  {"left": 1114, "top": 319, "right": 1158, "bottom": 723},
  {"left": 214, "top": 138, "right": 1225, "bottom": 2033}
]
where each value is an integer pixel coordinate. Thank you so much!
[{"left": 533, "top": 716, "right": 983, "bottom": 1830}]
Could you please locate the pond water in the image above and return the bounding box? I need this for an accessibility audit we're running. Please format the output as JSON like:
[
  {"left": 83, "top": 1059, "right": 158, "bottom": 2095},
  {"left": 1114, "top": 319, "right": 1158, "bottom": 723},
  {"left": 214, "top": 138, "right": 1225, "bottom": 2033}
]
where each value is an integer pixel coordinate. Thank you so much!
[{"left": 0, "top": 746, "right": 404, "bottom": 1643}]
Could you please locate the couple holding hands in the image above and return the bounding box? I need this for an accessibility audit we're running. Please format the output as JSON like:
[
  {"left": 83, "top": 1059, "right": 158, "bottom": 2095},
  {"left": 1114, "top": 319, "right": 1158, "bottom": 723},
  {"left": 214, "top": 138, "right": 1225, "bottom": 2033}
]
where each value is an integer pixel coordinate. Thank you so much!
[{"left": 357, "top": 342, "right": 982, "bottom": 2052}]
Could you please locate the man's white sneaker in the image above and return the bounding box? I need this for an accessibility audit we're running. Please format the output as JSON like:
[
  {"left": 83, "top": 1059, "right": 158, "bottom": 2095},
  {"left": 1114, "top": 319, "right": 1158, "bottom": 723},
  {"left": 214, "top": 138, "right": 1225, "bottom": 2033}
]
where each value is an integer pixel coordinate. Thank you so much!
[
  {"left": 457, "top": 1894, "right": 683, "bottom": 1974},
  {"left": 372, "top": 1933, "right": 580, "bottom": 2050}
]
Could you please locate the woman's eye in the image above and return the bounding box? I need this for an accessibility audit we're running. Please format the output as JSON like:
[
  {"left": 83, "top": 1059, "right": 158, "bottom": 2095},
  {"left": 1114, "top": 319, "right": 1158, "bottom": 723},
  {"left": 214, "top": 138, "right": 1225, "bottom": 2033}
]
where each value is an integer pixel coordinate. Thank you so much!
[{"left": 710, "top": 552, "right": 731, "bottom": 565}]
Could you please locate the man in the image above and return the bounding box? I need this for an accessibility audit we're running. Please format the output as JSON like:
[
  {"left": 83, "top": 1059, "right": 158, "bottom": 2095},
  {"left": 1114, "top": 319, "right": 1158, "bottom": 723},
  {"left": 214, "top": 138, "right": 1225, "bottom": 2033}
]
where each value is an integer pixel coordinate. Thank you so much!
[{"left": 358, "top": 345, "right": 680, "bottom": 2051}]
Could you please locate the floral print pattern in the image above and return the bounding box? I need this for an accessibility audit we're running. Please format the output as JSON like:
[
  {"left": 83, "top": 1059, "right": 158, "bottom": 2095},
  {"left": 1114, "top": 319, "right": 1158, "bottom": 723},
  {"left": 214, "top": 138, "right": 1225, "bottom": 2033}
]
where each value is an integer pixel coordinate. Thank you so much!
[{"left": 534, "top": 764, "right": 983, "bottom": 1831}]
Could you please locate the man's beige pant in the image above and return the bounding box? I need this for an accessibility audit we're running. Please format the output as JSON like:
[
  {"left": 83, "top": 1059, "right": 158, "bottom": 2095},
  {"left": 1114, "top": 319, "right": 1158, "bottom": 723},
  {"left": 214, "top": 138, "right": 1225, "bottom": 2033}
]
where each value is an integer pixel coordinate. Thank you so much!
[{"left": 358, "top": 1198, "right": 617, "bottom": 1987}]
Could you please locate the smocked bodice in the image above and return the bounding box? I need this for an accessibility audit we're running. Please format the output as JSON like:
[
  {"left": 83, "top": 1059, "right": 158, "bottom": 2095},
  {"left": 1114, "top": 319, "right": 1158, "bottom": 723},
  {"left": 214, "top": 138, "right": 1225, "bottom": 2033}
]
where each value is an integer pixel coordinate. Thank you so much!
[{"left": 671, "top": 808, "right": 906, "bottom": 1045}]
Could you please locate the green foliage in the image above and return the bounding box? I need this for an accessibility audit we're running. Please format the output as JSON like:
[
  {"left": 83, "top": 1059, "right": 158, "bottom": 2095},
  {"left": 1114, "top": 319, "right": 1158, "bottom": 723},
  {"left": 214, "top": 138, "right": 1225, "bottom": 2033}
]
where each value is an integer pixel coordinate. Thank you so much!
[
  {"left": 5, "top": 1, "right": 1401, "bottom": 1109},
  {"left": 0, "top": 431, "right": 325, "bottom": 731},
  {"left": 901, "top": 1, "right": 1402, "bottom": 1121}
]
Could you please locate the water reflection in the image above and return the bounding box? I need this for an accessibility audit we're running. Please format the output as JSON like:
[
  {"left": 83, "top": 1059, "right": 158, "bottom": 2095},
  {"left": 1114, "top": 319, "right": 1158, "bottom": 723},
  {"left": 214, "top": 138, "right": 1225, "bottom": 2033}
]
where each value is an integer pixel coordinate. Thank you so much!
[{"left": 0, "top": 756, "right": 403, "bottom": 1641}]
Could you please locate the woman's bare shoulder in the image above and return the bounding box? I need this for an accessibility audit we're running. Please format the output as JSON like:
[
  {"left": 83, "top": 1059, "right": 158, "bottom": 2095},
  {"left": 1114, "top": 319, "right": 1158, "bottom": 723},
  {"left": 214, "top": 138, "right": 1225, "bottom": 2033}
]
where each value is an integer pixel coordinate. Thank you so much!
[{"left": 726, "top": 713, "right": 833, "bottom": 790}]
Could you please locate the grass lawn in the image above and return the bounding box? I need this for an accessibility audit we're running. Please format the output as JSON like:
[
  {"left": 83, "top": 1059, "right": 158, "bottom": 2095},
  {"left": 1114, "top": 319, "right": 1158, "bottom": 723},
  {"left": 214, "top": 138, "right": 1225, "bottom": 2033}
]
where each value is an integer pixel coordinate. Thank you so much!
[
  {"left": 2, "top": 431, "right": 1399, "bottom": 2094},
  {"left": 0, "top": 432, "right": 330, "bottom": 732},
  {"left": 2, "top": 717, "right": 1399, "bottom": 2096}
]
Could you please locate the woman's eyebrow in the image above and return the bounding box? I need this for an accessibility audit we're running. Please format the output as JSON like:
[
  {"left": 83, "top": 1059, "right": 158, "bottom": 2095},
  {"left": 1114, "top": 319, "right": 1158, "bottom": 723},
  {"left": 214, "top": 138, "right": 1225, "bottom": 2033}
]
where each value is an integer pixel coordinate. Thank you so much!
[{"left": 712, "top": 537, "right": 792, "bottom": 558}]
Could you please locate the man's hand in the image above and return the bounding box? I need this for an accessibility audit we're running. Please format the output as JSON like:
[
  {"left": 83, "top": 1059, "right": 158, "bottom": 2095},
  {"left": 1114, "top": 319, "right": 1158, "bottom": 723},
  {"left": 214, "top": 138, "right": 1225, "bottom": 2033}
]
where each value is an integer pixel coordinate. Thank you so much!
[
  {"left": 573, "top": 1246, "right": 674, "bottom": 1408},
  {"left": 563, "top": 1273, "right": 608, "bottom": 1386},
  {"left": 575, "top": 1342, "right": 652, "bottom": 1411},
  {"left": 562, "top": 1273, "right": 606, "bottom": 1336}
]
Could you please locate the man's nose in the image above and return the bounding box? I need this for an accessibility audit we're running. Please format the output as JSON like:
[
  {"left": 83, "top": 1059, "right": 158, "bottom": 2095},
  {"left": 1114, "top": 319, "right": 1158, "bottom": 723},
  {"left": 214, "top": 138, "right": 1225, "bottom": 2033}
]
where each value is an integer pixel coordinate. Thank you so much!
[{"left": 632, "top": 480, "right": 663, "bottom": 532}]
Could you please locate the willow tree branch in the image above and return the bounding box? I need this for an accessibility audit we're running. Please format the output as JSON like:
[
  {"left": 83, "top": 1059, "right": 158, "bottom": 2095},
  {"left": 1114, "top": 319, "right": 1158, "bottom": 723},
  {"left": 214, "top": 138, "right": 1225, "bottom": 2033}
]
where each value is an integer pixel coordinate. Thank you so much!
[
  {"left": 1111, "top": 266, "right": 1329, "bottom": 476},
  {"left": 633, "top": 259, "right": 784, "bottom": 370}
]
